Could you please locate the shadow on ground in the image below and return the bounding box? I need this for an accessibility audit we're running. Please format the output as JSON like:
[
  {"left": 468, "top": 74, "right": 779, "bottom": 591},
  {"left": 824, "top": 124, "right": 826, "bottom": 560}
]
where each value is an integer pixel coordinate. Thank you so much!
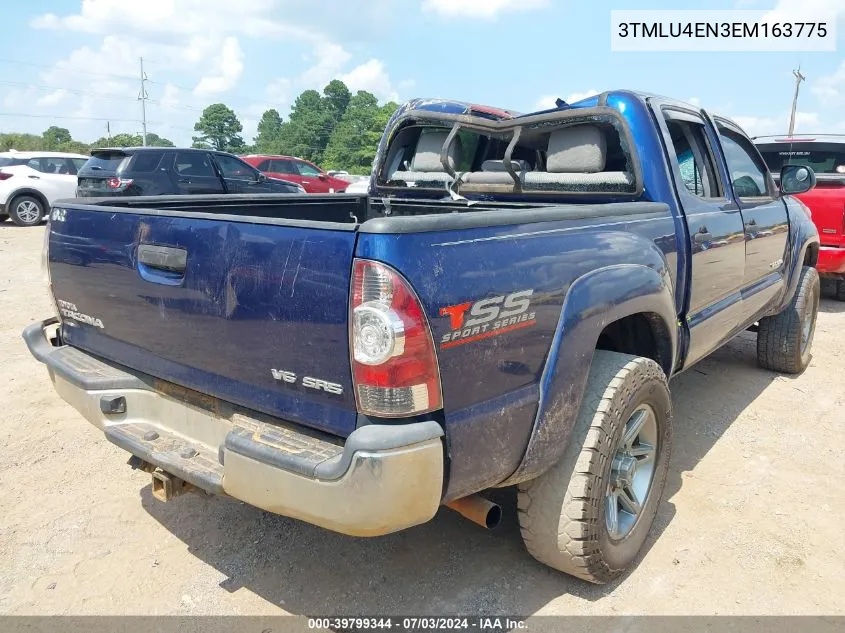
[{"left": 141, "top": 332, "right": 781, "bottom": 615}]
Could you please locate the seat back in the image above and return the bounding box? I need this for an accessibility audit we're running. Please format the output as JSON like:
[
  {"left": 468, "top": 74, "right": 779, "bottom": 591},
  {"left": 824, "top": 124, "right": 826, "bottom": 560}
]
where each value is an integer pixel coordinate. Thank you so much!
[{"left": 388, "top": 129, "right": 463, "bottom": 185}]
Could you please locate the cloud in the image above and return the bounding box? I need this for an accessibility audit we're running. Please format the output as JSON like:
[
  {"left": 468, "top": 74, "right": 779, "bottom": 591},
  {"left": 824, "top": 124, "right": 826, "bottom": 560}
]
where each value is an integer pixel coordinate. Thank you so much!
[
  {"left": 341, "top": 59, "right": 400, "bottom": 102},
  {"left": 299, "top": 41, "right": 353, "bottom": 89},
  {"left": 266, "top": 78, "right": 292, "bottom": 106},
  {"left": 422, "top": 0, "right": 549, "bottom": 20},
  {"left": 194, "top": 37, "right": 244, "bottom": 95},
  {"left": 730, "top": 111, "right": 818, "bottom": 136},
  {"left": 688, "top": 97, "right": 702, "bottom": 107},
  {"left": 35, "top": 89, "right": 69, "bottom": 108},
  {"left": 10, "top": 0, "right": 411, "bottom": 144},
  {"left": 813, "top": 59, "right": 845, "bottom": 103}
]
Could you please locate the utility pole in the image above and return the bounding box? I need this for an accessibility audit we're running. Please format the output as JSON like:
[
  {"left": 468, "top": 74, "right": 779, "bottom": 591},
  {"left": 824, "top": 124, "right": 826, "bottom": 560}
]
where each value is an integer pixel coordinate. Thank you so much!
[
  {"left": 788, "top": 66, "right": 805, "bottom": 137},
  {"left": 106, "top": 121, "right": 111, "bottom": 144},
  {"left": 138, "top": 57, "right": 149, "bottom": 146}
]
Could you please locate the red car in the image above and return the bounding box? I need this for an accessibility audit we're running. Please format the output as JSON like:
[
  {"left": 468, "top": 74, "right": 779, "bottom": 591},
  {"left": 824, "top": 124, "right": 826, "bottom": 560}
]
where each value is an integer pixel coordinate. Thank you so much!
[
  {"left": 241, "top": 155, "right": 350, "bottom": 193},
  {"left": 756, "top": 135, "right": 845, "bottom": 300}
]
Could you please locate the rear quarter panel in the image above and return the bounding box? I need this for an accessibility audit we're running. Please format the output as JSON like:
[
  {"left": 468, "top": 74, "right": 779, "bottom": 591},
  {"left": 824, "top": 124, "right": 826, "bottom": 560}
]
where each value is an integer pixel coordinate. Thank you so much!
[{"left": 357, "top": 204, "right": 678, "bottom": 499}]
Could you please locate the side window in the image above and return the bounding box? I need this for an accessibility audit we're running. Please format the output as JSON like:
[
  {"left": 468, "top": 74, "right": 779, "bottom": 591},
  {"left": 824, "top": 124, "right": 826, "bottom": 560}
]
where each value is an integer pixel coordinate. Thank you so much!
[
  {"left": 28, "top": 157, "right": 71, "bottom": 174},
  {"left": 269, "top": 159, "right": 297, "bottom": 174},
  {"left": 717, "top": 125, "right": 771, "bottom": 198},
  {"left": 130, "top": 151, "right": 163, "bottom": 173},
  {"left": 663, "top": 113, "right": 721, "bottom": 198},
  {"left": 295, "top": 161, "right": 322, "bottom": 177},
  {"left": 214, "top": 154, "right": 258, "bottom": 179},
  {"left": 175, "top": 152, "right": 215, "bottom": 177},
  {"left": 257, "top": 160, "right": 271, "bottom": 171}
]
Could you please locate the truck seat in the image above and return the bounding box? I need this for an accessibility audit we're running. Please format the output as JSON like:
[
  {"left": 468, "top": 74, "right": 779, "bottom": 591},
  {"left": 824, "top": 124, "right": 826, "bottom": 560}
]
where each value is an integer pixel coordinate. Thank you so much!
[
  {"left": 523, "top": 125, "right": 632, "bottom": 188},
  {"left": 388, "top": 130, "right": 463, "bottom": 185}
]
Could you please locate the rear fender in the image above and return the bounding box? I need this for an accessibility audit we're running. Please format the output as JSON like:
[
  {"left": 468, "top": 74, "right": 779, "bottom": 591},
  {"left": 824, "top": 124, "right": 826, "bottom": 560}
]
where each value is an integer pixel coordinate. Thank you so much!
[{"left": 500, "top": 262, "right": 677, "bottom": 485}]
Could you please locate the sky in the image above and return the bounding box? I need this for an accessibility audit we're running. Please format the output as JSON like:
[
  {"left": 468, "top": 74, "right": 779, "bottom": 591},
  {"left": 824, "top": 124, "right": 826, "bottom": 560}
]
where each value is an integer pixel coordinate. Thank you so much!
[{"left": 2, "top": 0, "right": 845, "bottom": 147}]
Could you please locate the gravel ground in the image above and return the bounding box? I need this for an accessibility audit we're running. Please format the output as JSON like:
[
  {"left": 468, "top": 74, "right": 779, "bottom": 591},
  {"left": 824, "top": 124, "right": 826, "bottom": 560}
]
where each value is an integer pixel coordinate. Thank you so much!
[{"left": 1, "top": 223, "right": 843, "bottom": 615}]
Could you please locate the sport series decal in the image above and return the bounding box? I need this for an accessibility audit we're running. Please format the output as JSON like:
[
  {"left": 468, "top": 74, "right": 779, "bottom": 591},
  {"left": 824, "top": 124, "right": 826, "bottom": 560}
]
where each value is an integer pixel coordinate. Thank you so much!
[{"left": 439, "top": 290, "right": 536, "bottom": 349}]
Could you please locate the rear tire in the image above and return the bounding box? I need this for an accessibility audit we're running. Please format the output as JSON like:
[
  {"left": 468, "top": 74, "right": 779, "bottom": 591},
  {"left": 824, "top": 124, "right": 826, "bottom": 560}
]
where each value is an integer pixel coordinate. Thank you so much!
[
  {"left": 9, "top": 195, "right": 45, "bottom": 227},
  {"left": 835, "top": 280, "right": 845, "bottom": 302},
  {"left": 517, "top": 351, "right": 672, "bottom": 583},
  {"left": 757, "top": 266, "right": 820, "bottom": 374}
]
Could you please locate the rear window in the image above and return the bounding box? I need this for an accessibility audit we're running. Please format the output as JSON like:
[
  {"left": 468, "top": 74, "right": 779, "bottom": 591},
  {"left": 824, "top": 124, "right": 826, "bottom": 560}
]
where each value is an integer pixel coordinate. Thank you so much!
[
  {"left": 378, "top": 113, "right": 637, "bottom": 197},
  {"left": 0, "top": 157, "right": 27, "bottom": 168},
  {"left": 757, "top": 142, "right": 845, "bottom": 175},
  {"left": 80, "top": 153, "right": 129, "bottom": 174}
]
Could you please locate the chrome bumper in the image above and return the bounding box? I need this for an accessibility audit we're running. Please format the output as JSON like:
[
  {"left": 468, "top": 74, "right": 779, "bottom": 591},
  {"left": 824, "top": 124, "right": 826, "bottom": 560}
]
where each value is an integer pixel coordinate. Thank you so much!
[{"left": 23, "top": 319, "right": 445, "bottom": 537}]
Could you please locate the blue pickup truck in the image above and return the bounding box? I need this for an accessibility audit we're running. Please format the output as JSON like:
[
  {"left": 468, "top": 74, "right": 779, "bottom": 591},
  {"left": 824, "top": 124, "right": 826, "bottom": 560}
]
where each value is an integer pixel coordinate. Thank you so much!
[{"left": 25, "top": 90, "right": 820, "bottom": 583}]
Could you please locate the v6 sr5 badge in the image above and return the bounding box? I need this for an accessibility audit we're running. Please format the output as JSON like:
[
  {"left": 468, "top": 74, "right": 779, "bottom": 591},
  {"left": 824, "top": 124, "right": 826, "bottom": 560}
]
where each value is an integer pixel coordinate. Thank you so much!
[{"left": 439, "top": 289, "right": 536, "bottom": 349}]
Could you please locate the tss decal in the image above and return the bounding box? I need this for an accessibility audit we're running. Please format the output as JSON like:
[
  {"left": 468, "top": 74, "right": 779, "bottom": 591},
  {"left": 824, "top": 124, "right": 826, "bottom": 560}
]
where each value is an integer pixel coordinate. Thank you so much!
[{"left": 439, "top": 289, "right": 536, "bottom": 348}]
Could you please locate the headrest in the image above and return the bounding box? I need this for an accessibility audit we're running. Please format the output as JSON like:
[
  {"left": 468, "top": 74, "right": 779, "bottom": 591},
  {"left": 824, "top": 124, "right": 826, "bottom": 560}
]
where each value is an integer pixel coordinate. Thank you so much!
[
  {"left": 547, "top": 125, "right": 607, "bottom": 173},
  {"left": 411, "top": 130, "right": 463, "bottom": 172}
]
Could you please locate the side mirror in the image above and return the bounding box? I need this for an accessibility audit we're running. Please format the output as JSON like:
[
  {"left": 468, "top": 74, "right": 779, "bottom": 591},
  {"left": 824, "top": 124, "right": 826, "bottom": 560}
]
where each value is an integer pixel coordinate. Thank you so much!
[
  {"left": 256, "top": 172, "right": 267, "bottom": 183},
  {"left": 780, "top": 164, "right": 816, "bottom": 195},
  {"left": 318, "top": 173, "right": 328, "bottom": 181}
]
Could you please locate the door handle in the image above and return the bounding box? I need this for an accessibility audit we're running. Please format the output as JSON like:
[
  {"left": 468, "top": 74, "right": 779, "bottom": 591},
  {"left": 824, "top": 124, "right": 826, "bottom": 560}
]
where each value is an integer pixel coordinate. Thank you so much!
[
  {"left": 28, "top": 175, "right": 40, "bottom": 179},
  {"left": 178, "top": 177, "right": 192, "bottom": 184},
  {"left": 138, "top": 244, "right": 187, "bottom": 274}
]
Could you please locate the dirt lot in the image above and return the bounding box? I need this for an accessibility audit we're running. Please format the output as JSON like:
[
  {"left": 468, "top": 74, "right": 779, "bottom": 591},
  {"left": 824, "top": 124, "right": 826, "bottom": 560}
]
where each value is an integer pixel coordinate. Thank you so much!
[{"left": 1, "top": 223, "right": 844, "bottom": 615}]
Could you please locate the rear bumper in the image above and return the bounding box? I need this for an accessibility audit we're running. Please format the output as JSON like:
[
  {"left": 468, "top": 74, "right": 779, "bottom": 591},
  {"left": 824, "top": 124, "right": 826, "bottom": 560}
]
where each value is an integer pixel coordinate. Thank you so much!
[
  {"left": 23, "top": 318, "right": 445, "bottom": 537},
  {"left": 818, "top": 245, "right": 845, "bottom": 277}
]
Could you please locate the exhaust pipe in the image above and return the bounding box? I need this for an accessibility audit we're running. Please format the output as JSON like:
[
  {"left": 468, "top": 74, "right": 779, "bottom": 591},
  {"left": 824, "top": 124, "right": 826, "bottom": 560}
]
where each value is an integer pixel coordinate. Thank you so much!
[{"left": 446, "top": 494, "right": 502, "bottom": 529}]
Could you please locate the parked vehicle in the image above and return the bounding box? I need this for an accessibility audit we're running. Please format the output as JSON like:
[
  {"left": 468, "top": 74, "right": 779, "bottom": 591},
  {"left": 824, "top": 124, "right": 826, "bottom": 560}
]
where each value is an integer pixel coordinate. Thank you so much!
[
  {"left": 343, "top": 178, "right": 370, "bottom": 194},
  {"left": 76, "top": 147, "right": 305, "bottom": 198},
  {"left": 242, "top": 154, "right": 351, "bottom": 193},
  {"left": 756, "top": 135, "right": 845, "bottom": 300},
  {"left": 25, "top": 91, "right": 820, "bottom": 583},
  {"left": 0, "top": 151, "right": 89, "bottom": 226}
]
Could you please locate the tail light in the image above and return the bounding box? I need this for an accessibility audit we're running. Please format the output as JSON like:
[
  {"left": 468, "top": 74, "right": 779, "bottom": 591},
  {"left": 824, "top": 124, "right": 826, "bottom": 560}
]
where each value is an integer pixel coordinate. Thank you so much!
[
  {"left": 107, "top": 177, "right": 133, "bottom": 190},
  {"left": 0, "top": 172, "right": 13, "bottom": 181},
  {"left": 350, "top": 259, "right": 442, "bottom": 417}
]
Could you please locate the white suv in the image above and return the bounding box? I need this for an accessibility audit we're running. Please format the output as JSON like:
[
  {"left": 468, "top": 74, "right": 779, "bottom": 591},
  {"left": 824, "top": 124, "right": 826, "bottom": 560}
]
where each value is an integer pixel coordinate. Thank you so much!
[{"left": 0, "top": 151, "right": 89, "bottom": 226}]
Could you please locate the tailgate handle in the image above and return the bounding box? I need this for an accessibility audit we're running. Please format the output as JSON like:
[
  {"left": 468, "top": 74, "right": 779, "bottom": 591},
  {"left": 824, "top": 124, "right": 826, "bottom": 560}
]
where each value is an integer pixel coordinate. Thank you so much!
[{"left": 138, "top": 244, "right": 187, "bottom": 273}]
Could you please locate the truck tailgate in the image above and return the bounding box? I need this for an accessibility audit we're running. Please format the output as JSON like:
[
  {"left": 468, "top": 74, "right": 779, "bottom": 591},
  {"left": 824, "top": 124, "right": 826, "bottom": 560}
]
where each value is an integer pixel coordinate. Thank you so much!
[{"left": 48, "top": 203, "right": 358, "bottom": 436}]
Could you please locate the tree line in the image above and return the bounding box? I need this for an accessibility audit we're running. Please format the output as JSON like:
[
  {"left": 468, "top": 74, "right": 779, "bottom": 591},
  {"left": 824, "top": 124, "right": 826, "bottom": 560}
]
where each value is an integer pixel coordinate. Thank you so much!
[
  {"left": 1, "top": 80, "right": 398, "bottom": 174},
  {"left": 192, "top": 80, "right": 397, "bottom": 172}
]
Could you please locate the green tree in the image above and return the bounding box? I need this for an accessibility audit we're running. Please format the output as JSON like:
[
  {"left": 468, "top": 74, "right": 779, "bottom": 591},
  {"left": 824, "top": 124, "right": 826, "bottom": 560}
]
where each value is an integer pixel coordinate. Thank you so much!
[
  {"left": 42, "top": 126, "right": 73, "bottom": 150},
  {"left": 192, "top": 103, "right": 244, "bottom": 152},
  {"left": 145, "top": 132, "right": 175, "bottom": 147},
  {"left": 92, "top": 133, "right": 141, "bottom": 147},
  {"left": 91, "top": 132, "right": 173, "bottom": 148},
  {"left": 0, "top": 133, "right": 47, "bottom": 151},
  {"left": 323, "top": 91, "right": 397, "bottom": 172},
  {"left": 323, "top": 79, "right": 351, "bottom": 125},
  {"left": 254, "top": 108, "right": 284, "bottom": 153},
  {"left": 280, "top": 89, "right": 333, "bottom": 163}
]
